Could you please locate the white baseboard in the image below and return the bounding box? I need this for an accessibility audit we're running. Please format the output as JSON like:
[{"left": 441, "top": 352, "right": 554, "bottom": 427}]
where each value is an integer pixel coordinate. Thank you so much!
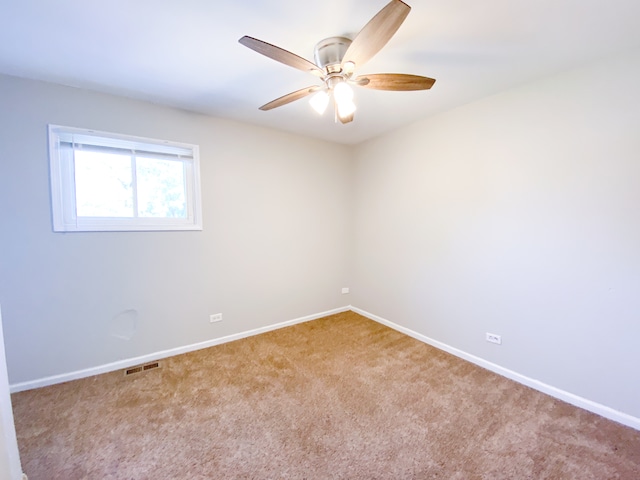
[
  {"left": 10, "top": 306, "right": 350, "bottom": 394},
  {"left": 350, "top": 306, "right": 640, "bottom": 432},
  {"left": 12, "top": 304, "right": 640, "bottom": 432}
]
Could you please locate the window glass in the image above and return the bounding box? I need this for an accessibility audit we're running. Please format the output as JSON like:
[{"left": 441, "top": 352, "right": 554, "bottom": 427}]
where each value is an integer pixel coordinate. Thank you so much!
[
  {"left": 75, "top": 150, "right": 133, "bottom": 217},
  {"left": 136, "top": 157, "right": 186, "bottom": 218}
]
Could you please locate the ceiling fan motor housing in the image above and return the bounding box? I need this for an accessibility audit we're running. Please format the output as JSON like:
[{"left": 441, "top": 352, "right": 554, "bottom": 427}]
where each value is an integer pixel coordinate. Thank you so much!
[{"left": 314, "top": 37, "right": 352, "bottom": 70}]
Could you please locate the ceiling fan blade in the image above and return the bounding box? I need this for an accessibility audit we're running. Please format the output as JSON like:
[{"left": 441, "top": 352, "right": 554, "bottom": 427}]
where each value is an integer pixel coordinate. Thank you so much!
[
  {"left": 354, "top": 73, "right": 436, "bottom": 91},
  {"left": 259, "top": 86, "right": 321, "bottom": 111},
  {"left": 341, "top": 0, "right": 410, "bottom": 69},
  {"left": 338, "top": 112, "right": 354, "bottom": 124},
  {"left": 239, "top": 36, "right": 324, "bottom": 77}
]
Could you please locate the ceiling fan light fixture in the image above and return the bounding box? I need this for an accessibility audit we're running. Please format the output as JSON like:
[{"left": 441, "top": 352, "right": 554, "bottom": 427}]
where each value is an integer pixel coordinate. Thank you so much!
[
  {"left": 342, "top": 61, "right": 356, "bottom": 75},
  {"left": 240, "top": 1, "right": 435, "bottom": 125},
  {"left": 333, "top": 81, "right": 354, "bottom": 104},
  {"left": 333, "top": 81, "right": 356, "bottom": 118},
  {"left": 309, "top": 90, "right": 330, "bottom": 115},
  {"left": 336, "top": 98, "right": 356, "bottom": 118}
]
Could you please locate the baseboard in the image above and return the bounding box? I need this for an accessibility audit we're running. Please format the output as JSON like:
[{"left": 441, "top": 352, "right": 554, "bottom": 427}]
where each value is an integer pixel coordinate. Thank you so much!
[
  {"left": 13, "top": 305, "right": 640, "bottom": 431},
  {"left": 10, "top": 306, "right": 351, "bottom": 393},
  {"left": 350, "top": 306, "right": 640, "bottom": 432}
]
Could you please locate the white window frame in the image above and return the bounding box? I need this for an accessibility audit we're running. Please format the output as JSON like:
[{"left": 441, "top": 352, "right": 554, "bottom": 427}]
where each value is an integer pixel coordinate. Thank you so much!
[{"left": 48, "top": 125, "right": 203, "bottom": 232}]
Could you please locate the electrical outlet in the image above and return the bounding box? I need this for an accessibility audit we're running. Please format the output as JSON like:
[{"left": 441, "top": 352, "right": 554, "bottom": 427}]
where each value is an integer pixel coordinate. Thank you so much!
[
  {"left": 210, "top": 313, "right": 222, "bottom": 323},
  {"left": 486, "top": 333, "right": 501, "bottom": 345},
  {"left": 341, "top": 287, "right": 350, "bottom": 294}
]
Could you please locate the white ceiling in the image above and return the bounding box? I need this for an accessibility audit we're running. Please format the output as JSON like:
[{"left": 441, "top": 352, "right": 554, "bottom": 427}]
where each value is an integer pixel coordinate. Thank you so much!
[{"left": 1, "top": 0, "right": 640, "bottom": 145}]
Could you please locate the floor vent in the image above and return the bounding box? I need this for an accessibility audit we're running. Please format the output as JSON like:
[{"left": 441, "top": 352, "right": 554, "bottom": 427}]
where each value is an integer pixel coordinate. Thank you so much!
[
  {"left": 143, "top": 362, "right": 160, "bottom": 371},
  {"left": 125, "top": 362, "right": 160, "bottom": 376}
]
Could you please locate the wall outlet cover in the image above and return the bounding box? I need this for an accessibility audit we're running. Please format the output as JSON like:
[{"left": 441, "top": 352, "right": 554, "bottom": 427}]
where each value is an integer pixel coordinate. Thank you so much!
[{"left": 486, "top": 333, "right": 502, "bottom": 345}]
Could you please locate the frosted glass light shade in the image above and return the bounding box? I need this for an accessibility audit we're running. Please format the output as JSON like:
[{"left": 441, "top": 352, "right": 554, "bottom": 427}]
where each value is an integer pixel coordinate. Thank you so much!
[
  {"left": 333, "top": 82, "right": 354, "bottom": 104},
  {"left": 309, "top": 90, "right": 330, "bottom": 114},
  {"left": 337, "top": 99, "right": 356, "bottom": 118}
]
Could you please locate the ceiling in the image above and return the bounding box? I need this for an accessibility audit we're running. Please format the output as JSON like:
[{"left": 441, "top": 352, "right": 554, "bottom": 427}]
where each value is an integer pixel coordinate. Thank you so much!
[{"left": 1, "top": 0, "right": 640, "bottom": 145}]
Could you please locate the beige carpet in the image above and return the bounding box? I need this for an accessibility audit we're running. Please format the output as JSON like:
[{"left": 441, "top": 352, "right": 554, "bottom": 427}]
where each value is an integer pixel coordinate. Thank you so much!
[{"left": 11, "top": 311, "right": 640, "bottom": 479}]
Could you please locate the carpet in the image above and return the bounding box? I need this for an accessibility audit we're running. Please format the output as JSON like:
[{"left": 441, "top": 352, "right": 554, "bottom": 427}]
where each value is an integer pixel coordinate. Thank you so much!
[{"left": 11, "top": 311, "right": 640, "bottom": 479}]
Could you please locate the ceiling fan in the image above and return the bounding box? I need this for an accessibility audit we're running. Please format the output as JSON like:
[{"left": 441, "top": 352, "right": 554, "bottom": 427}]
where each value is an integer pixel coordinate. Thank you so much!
[{"left": 239, "top": 0, "right": 435, "bottom": 124}]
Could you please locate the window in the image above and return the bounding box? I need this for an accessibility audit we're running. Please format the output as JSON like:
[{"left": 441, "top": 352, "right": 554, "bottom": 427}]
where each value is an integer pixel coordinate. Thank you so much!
[{"left": 48, "top": 125, "right": 202, "bottom": 232}]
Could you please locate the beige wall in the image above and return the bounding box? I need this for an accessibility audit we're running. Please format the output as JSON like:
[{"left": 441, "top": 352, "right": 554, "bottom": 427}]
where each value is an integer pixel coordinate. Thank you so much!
[
  {"left": 0, "top": 74, "right": 353, "bottom": 385},
  {"left": 352, "top": 49, "right": 640, "bottom": 419}
]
